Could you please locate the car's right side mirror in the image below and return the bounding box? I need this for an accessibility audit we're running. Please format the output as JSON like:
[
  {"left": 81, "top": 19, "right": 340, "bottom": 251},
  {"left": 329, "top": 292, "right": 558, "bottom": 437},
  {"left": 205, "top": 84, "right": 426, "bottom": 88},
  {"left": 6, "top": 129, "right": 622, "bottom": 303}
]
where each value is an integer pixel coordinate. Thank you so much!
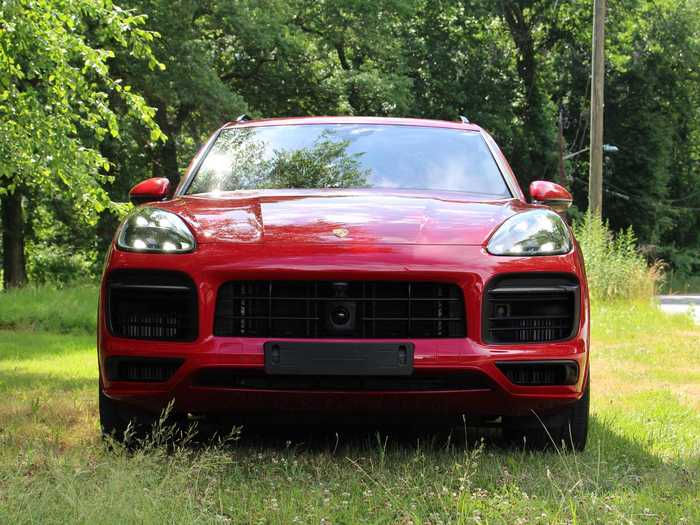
[
  {"left": 129, "top": 177, "right": 172, "bottom": 205},
  {"left": 529, "top": 181, "right": 573, "bottom": 213}
]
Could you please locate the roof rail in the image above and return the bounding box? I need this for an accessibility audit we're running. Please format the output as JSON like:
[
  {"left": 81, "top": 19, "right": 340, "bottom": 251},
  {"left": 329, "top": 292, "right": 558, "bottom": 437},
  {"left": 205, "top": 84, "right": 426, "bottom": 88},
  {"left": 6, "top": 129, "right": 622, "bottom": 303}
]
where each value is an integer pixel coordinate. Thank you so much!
[
  {"left": 459, "top": 115, "right": 470, "bottom": 124},
  {"left": 236, "top": 114, "right": 252, "bottom": 123}
]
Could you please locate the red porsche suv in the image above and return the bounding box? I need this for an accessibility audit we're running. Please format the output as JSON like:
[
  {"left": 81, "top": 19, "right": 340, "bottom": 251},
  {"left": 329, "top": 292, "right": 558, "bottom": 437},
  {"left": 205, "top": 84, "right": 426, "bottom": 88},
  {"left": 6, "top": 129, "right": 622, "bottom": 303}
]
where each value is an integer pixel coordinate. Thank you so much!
[{"left": 99, "top": 116, "right": 590, "bottom": 450}]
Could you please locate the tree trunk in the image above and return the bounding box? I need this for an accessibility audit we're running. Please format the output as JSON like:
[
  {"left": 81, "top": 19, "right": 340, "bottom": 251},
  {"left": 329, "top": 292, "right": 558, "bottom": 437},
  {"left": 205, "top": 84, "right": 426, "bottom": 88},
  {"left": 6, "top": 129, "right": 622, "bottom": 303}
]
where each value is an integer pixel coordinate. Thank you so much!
[
  {"left": 501, "top": 1, "right": 537, "bottom": 111},
  {"left": 500, "top": 0, "right": 555, "bottom": 184},
  {"left": 1, "top": 189, "right": 28, "bottom": 289},
  {"left": 154, "top": 104, "right": 180, "bottom": 187}
]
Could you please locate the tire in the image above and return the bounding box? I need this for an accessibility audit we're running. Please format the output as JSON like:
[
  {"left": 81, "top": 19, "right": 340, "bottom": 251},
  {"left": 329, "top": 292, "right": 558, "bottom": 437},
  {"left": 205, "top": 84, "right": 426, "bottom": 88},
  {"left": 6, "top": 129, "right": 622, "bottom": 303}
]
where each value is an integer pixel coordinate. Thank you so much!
[
  {"left": 99, "top": 388, "right": 158, "bottom": 443},
  {"left": 503, "top": 376, "right": 589, "bottom": 451}
]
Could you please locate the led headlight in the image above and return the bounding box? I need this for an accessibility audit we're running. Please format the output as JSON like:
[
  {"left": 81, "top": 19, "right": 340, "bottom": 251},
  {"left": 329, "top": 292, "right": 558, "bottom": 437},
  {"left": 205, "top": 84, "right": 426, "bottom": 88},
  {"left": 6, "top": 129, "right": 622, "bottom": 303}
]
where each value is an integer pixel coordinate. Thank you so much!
[
  {"left": 117, "top": 207, "right": 195, "bottom": 253},
  {"left": 487, "top": 209, "right": 572, "bottom": 256}
]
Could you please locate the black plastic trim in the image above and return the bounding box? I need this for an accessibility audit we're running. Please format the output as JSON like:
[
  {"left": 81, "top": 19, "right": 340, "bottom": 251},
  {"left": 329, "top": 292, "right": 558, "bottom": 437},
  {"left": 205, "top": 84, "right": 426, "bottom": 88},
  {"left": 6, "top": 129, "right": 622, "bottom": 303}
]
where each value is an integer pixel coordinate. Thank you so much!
[
  {"left": 263, "top": 341, "right": 414, "bottom": 376},
  {"left": 105, "top": 356, "right": 184, "bottom": 382},
  {"left": 496, "top": 360, "right": 580, "bottom": 386},
  {"left": 192, "top": 368, "right": 492, "bottom": 392},
  {"left": 482, "top": 273, "right": 581, "bottom": 344},
  {"left": 214, "top": 280, "right": 466, "bottom": 339},
  {"left": 106, "top": 269, "right": 198, "bottom": 342}
]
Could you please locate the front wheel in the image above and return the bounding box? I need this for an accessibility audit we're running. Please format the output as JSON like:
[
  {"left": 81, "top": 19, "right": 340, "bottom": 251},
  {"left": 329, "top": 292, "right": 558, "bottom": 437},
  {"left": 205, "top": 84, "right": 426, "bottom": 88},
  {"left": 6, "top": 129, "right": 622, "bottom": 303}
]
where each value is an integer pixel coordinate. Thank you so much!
[
  {"left": 99, "top": 388, "right": 158, "bottom": 443},
  {"left": 503, "top": 376, "right": 589, "bottom": 451}
]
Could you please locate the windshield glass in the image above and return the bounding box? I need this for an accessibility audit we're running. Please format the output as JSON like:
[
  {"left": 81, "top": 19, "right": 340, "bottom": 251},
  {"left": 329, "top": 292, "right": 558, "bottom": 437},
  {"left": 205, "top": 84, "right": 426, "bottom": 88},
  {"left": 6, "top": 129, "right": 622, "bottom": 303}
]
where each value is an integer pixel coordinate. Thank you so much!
[{"left": 186, "top": 124, "right": 510, "bottom": 197}]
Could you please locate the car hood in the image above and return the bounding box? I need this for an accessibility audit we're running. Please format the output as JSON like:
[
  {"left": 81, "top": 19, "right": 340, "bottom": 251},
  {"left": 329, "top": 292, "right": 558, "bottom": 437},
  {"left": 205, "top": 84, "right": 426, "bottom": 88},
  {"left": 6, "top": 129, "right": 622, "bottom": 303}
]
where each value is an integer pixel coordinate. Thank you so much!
[{"left": 160, "top": 190, "right": 531, "bottom": 246}]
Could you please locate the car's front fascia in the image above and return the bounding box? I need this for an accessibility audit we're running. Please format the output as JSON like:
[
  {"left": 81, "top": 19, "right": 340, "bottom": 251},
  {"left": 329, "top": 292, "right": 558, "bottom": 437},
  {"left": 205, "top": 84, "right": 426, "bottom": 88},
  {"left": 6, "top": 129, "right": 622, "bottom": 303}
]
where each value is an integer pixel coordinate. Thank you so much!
[{"left": 98, "top": 117, "right": 589, "bottom": 423}]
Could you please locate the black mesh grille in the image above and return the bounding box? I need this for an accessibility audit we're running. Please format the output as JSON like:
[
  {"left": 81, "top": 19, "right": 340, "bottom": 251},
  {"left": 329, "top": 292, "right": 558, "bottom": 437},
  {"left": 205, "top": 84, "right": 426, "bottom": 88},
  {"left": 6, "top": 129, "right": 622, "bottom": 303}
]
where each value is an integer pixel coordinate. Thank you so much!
[
  {"left": 496, "top": 361, "right": 579, "bottom": 386},
  {"left": 214, "top": 281, "right": 466, "bottom": 338},
  {"left": 105, "top": 357, "right": 184, "bottom": 382},
  {"left": 107, "top": 270, "right": 197, "bottom": 341},
  {"left": 483, "top": 275, "right": 579, "bottom": 344},
  {"left": 193, "top": 368, "right": 489, "bottom": 391}
]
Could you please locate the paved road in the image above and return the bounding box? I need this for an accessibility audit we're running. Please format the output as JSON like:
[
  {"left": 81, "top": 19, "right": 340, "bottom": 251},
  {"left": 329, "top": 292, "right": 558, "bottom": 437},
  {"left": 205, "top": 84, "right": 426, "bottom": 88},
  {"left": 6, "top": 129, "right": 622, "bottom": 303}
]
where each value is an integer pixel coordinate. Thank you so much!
[{"left": 657, "top": 295, "right": 700, "bottom": 324}]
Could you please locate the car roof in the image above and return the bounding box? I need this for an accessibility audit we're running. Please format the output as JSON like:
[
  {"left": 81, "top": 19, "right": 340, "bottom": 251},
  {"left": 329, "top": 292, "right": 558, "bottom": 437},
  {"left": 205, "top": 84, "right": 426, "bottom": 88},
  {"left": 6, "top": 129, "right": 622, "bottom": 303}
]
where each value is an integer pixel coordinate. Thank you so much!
[{"left": 221, "top": 115, "right": 484, "bottom": 132}]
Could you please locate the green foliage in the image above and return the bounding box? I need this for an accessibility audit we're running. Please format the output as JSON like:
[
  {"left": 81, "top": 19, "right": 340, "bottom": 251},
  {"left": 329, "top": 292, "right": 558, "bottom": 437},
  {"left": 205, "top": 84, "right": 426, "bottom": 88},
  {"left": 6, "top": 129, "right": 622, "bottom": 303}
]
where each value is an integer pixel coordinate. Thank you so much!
[
  {"left": 267, "top": 138, "right": 370, "bottom": 189},
  {"left": 26, "top": 244, "right": 99, "bottom": 287},
  {"left": 657, "top": 245, "right": 700, "bottom": 293},
  {"left": 222, "top": 0, "right": 419, "bottom": 117},
  {"left": 663, "top": 271, "right": 700, "bottom": 294},
  {"left": 574, "top": 213, "right": 663, "bottom": 302},
  {"left": 3, "top": 0, "right": 700, "bottom": 285},
  {"left": 114, "top": 0, "right": 248, "bottom": 179},
  {"left": 0, "top": 0, "right": 167, "bottom": 288},
  {"left": 578, "top": 0, "right": 700, "bottom": 249},
  {"left": 0, "top": 0, "right": 164, "bottom": 206},
  {"left": 0, "top": 284, "right": 97, "bottom": 333},
  {"left": 189, "top": 129, "right": 369, "bottom": 192}
]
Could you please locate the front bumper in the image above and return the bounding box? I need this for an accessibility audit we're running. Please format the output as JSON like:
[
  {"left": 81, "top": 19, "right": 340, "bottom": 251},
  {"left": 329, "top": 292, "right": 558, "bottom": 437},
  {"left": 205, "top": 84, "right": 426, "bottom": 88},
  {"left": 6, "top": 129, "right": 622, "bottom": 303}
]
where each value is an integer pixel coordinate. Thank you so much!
[{"left": 98, "top": 243, "right": 590, "bottom": 418}]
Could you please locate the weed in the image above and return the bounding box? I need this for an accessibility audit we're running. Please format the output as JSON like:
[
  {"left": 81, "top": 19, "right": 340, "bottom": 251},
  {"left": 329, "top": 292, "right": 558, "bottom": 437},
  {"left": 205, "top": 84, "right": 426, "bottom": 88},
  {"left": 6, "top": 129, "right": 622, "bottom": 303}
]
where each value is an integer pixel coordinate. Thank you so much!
[{"left": 574, "top": 213, "right": 664, "bottom": 302}]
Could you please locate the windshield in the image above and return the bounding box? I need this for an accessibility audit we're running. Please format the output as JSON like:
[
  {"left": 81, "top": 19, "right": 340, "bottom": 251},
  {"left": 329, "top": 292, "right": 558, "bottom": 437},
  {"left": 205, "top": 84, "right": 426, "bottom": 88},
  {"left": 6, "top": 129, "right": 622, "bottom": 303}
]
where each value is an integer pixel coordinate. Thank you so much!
[{"left": 186, "top": 124, "right": 511, "bottom": 197}]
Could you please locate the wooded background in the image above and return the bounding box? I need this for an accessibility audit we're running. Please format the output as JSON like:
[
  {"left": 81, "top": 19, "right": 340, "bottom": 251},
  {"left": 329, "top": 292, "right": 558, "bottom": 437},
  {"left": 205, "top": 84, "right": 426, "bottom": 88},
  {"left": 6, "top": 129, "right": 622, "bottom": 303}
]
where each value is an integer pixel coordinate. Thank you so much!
[{"left": 1, "top": 0, "right": 699, "bottom": 288}]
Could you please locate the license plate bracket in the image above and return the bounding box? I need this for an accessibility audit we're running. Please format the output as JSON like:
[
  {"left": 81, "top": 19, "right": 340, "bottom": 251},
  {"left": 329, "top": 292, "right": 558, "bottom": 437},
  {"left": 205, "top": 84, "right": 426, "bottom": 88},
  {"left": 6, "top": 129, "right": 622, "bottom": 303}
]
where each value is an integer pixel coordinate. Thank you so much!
[{"left": 263, "top": 342, "right": 414, "bottom": 376}]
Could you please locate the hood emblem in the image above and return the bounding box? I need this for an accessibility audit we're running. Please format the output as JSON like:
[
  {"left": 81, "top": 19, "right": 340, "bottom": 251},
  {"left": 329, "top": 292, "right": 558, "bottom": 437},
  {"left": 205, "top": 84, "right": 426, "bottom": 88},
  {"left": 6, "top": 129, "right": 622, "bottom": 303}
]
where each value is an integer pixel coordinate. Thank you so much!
[{"left": 333, "top": 228, "right": 349, "bottom": 238}]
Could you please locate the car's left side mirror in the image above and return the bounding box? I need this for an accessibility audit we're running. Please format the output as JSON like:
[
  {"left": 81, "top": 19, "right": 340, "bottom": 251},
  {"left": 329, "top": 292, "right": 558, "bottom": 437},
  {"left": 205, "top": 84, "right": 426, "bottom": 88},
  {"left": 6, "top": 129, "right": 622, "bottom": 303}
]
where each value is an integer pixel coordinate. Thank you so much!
[
  {"left": 129, "top": 177, "right": 172, "bottom": 205},
  {"left": 529, "top": 181, "right": 573, "bottom": 213}
]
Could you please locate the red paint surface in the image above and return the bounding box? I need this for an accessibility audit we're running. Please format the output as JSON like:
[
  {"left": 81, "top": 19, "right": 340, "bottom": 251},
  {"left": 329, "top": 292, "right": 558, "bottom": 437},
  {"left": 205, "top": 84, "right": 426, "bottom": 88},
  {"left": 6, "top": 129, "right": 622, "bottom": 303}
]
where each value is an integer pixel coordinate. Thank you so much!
[
  {"left": 529, "top": 180, "right": 573, "bottom": 203},
  {"left": 128, "top": 177, "right": 171, "bottom": 203}
]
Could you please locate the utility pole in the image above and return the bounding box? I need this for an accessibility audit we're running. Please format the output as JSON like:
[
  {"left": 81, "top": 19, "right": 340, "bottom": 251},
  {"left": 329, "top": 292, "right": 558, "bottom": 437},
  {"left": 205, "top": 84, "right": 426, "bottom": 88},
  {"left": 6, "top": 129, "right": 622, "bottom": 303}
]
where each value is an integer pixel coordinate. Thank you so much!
[{"left": 588, "top": 0, "right": 606, "bottom": 216}]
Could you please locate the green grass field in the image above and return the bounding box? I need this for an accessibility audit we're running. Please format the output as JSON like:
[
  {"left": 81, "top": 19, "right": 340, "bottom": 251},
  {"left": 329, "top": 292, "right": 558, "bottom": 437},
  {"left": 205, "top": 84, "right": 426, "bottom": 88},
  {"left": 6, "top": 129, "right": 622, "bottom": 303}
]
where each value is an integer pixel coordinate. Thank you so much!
[{"left": 0, "top": 288, "right": 699, "bottom": 524}]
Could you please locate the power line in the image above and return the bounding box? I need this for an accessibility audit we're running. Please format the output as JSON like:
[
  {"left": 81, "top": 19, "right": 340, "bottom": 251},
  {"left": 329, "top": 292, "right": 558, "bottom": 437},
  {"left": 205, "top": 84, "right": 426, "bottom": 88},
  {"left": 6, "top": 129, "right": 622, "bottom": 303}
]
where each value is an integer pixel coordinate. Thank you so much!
[{"left": 573, "top": 176, "right": 631, "bottom": 200}]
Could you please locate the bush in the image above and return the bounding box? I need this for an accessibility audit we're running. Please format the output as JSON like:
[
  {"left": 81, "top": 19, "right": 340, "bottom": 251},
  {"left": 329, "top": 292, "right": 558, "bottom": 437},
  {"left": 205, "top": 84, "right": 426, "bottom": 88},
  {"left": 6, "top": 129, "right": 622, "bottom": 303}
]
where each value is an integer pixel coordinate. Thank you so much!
[
  {"left": 657, "top": 246, "right": 700, "bottom": 293},
  {"left": 26, "top": 243, "right": 100, "bottom": 287},
  {"left": 573, "top": 213, "right": 663, "bottom": 302}
]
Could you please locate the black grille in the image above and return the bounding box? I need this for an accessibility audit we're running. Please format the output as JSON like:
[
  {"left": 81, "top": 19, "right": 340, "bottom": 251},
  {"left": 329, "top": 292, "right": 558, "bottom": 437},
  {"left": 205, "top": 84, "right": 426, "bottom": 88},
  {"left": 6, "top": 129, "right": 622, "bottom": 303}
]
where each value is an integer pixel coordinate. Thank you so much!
[
  {"left": 105, "top": 357, "right": 184, "bottom": 382},
  {"left": 483, "top": 274, "right": 579, "bottom": 344},
  {"left": 214, "top": 281, "right": 466, "bottom": 338},
  {"left": 497, "top": 361, "right": 579, "bottom": 386},
  {"left": 107, "top": 270, "right": 198, "bottom": 341},
  {"left": 193, "top": 368, "right": 489, "bottom": 391}
]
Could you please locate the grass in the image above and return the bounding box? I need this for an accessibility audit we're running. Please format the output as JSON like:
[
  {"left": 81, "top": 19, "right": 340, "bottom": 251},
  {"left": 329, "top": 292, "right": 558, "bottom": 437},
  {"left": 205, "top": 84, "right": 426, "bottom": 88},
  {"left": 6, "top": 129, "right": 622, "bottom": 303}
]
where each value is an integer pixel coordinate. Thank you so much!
[
  {"left": 0, "top": 285, "right": 97, "bottom": 333},
  {"left": 0, "top": 298, "right": 698, "bottom": 524}
]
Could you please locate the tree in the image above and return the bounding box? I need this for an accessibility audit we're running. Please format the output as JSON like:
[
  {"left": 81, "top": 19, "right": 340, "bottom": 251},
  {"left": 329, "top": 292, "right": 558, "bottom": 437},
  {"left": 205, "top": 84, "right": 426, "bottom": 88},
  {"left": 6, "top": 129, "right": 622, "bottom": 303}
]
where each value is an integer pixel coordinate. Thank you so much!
[
  {"left": 4, "top": 0, "right": 700, "bottom": 285},
  {"left": 211, "top": 0, "right": 418, "bottom": 117},
  {"left": 0, "top": 0, "right": 164, "bottom": 288},
  {"left": 114, "top": 0, "right": 248, "bottom": 187},
  {"left": 404, "top": 1, "right": 521, "bottom": 156},
  {"left": 604, "top": 0, "right": 700, "bottom": 248}
]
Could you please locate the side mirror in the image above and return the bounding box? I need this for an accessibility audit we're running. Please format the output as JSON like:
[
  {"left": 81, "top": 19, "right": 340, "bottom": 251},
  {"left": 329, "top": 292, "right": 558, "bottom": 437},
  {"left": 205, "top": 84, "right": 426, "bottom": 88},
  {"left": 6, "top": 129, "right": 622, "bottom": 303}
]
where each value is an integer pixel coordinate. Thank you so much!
[
  {"left": 129, "top": 177, "right": 172, "bottom": 205},
  {"left": 529, "top": 181, "right": 572, "bottom": 213}
]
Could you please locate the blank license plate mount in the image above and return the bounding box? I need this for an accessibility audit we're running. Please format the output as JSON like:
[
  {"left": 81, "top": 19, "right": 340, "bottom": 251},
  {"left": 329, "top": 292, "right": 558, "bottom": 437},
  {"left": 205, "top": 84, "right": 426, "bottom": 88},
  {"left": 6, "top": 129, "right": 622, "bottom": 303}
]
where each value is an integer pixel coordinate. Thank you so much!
[{"left": 263, "top": 342, "right": 414, "bottom": 376}]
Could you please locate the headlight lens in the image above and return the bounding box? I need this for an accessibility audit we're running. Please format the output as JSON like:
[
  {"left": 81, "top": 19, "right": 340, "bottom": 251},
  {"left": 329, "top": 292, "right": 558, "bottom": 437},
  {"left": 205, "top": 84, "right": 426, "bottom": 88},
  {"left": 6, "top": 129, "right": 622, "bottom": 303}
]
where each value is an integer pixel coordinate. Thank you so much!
[
  {"left": 487, "top": 209, "right": 572, "bottom": 256},
  {"left": 117, "top": 207, "right": 195, "bottom": 253}
]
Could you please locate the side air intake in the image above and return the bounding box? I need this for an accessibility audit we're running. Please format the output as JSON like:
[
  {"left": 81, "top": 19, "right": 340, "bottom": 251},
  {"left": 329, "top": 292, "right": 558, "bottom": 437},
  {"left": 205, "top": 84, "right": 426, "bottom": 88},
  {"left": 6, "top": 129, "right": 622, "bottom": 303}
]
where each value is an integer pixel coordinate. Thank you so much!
[
  {"left": 483, "top": 274, "right": 579, "bottom": 344},
  {"left": 107, "top": 270, "right": 198, "bottom": 341}
]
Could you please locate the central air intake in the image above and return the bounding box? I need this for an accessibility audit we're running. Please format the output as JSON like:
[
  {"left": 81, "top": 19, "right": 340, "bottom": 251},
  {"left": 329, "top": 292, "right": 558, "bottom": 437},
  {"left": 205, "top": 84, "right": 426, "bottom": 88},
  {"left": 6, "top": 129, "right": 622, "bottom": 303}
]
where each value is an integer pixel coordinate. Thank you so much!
[{"left": 214, "top": 280, "right": 466, "bottom": 339}]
